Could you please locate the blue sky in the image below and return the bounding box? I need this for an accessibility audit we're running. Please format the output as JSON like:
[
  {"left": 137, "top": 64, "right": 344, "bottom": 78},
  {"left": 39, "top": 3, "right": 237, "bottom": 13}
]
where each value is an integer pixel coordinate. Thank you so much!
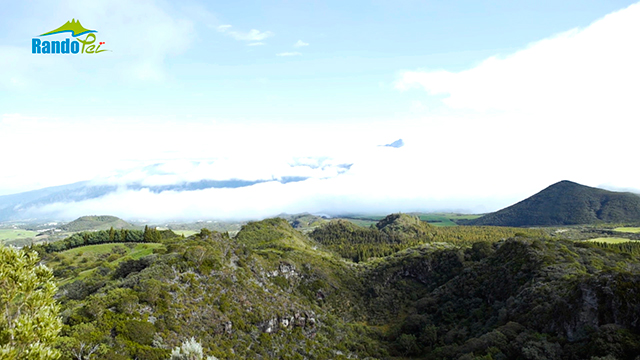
[
  {"left": 1, "top": 0, "right": 635, "bottom": 120},
  {"left": 1, "top": 0, "right": 639, "bottom": 220}
]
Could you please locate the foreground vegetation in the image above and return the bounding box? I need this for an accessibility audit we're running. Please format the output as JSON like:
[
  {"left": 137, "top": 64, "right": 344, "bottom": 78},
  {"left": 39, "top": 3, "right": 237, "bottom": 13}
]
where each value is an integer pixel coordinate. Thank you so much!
[
  {"left": 4, "top": 213, "right": 640, "bottom": 359},
  {"left": 0, "top": 245, "right": 61, "bottom": 359}
]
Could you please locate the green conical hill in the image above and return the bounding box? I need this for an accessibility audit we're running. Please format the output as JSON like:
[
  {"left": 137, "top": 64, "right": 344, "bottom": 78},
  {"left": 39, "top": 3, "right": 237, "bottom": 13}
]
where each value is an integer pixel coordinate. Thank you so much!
[
  {"left": 466, "top": 180, "right": 640, "bottom": 226},
  {"left": 59, "top": 215, "right": 134, "bottom": 231},
  {"left": 375, "top": 213, "right": 432, "bottom": 239}
]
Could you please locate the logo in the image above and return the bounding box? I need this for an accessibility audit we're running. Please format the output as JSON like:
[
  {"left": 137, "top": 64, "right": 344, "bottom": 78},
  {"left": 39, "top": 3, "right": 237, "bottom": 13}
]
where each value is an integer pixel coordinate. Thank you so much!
[{"left": 32, "top": 19, "right": 108, "bottom": 54}]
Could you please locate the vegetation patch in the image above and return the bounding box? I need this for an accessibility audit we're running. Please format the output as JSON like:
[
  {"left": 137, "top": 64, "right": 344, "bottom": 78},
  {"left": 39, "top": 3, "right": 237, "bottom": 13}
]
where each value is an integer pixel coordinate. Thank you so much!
[
  {"left": 615, "top": 227, "right": 640, "bottom": 233},
  {"left": 0, "top": 228, "right": 38, "bottom": 241},
  {"left": 48, "top": 242, "right": 165, "bottom": 285},
  {"left": 170, "top": 229, "right": 199, "bottom": 237},
  {"left": 59, "top": 215, "right": 136, "bottom": 231},
  {"left": 417, "top": 213, "right": 482, "bottom": 227},
  {"left": 311, "top": 214, "right": 546, "bottom": 262},
  {"left": 11, "top": 213, "right": 640, "bottom": 359},
  {"left": 339, "top": 213, "right": 480, "bottom": 228},
  {"left": 587, "top": 237, "right": 634, "bottom": 244}
]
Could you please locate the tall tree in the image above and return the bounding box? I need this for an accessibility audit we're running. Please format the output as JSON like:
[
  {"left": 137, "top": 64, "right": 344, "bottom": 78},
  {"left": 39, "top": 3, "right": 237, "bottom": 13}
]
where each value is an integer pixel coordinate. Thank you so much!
[{"left": 0, "top": 245, "right": 62, "bottom": 359}]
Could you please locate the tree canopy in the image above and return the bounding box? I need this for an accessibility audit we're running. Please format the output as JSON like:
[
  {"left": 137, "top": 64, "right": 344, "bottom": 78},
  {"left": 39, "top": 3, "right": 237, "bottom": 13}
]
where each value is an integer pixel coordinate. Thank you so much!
[{"left": 0, "top": 245, "right": 62, "bottom": 359}]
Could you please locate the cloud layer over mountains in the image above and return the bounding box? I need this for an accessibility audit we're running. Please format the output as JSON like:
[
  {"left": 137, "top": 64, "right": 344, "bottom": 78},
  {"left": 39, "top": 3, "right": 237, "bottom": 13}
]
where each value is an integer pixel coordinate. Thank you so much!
[{"left": 1, "top": 143, "right": 459, "bottom": 221}]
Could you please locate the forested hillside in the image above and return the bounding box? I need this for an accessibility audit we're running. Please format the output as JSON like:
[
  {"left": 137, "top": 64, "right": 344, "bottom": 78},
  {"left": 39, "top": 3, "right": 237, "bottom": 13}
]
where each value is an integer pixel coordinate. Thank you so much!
[
  {"left": 59, "top": 215, "right": 136, "bottom": 231},
  {"left": 4, "top": 214, "right": 640, "bottom": 359},
  {"left": 467, "top": 181, "right": 640, "bottom": 227},
  {"left": 310, "top": 214, "right": 546, "bottom": 262}
]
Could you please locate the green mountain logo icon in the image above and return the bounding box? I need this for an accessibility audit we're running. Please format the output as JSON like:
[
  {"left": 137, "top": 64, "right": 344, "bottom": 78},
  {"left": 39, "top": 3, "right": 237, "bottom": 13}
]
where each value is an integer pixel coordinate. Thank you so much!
[{"left": 40, "top": 19, "right": 97, "bottom": 37}]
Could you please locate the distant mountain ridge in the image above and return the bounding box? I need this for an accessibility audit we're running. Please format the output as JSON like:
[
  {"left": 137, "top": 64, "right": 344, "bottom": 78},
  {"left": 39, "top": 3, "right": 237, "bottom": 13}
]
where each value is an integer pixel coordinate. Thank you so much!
[
  {"left": 466, "top": 180, "right": 640, "bottom": 226},
  {"left": 0, "top": 177, "right": 310, "bottom": 221}
]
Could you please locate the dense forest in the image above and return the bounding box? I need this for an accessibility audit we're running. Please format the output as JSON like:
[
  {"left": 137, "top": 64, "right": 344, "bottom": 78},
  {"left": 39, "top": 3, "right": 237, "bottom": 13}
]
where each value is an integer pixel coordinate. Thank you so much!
[
  {"left": 3, "top": 214, "right": 640, "bottom": 359},
  {"left": 310, "top": 214, "right": 547, "bottom": 262},
  {"left": 42, "top": 226, "right": 178, "bottom": 253}
]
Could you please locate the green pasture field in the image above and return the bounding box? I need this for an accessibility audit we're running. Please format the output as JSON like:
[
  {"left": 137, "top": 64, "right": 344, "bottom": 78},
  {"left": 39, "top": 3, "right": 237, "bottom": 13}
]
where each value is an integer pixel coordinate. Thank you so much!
[
  {"left": 342, "top": 213, "right": 482, "bottom": 228},
  {"left": 62, "top": 242, "right": 164, "bottom": 260},
  {"left": 0, "top": 229, "right": 39, "bottom": 242},
  {"left": 614, "top": 227, "right": 640, "bottom": 233},
  {"left": 587, "top": 237, "right": 634, "bottom": 244},
  {"left": 57, "top": 243, "right": 165, "bottom": 284},
  {"left": 417, "top": 213, "right": 482, "bottom": 227},
  {"left": 170, "top": 230, "right": 199, "bottom": 237},
  {"left": 344, "top": 219, "right": 377, "bottom": 228}
]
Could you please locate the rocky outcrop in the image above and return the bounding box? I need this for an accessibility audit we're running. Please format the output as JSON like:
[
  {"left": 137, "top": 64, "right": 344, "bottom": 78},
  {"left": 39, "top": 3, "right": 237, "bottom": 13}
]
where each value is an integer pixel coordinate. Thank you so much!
[{"left": 259, "top": 311, "right": 317, "bottom": 333}]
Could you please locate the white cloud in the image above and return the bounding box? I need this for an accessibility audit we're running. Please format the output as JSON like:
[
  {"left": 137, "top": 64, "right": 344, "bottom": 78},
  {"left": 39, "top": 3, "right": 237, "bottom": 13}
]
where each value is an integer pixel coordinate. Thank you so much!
[
  {"left": 0, "top": 114, "right": 385, "bottom": 195},
  {"left": 396, "top": 3, "right": 640, "bottom": 118},
  {"left": 276, "top": 52, "right": 301, "bottom": 57},
  {"left": 293, "top": 40, "right": 309, "bottom": 47},
  {"left": 0, "top": 110, "right": 550, "bottom": 220},
  {"left": 25, "top": 144, "right": 494, "bottom": 221},
  {"left": 390, "top": 2, "right": 640, "bottom": 204},
  {"left": 234, "top": 29, "right": 273, "bottom": 41},
  {"left": 217, "top": 25, "right": 273, "bottom": 41},
  {"left": 92, "top": 157, "right": 350, "bottom": 188}
]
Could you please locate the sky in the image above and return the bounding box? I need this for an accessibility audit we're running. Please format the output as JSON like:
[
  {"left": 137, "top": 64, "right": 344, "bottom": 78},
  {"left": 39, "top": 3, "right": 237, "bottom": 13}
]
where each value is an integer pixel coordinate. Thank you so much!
[{"left": 1, "top": 0, "right": 639, "bottom": 220}]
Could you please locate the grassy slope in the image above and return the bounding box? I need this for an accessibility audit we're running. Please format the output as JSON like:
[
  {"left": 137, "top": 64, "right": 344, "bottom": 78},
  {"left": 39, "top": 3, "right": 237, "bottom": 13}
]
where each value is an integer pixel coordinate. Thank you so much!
[
  {"left": 39, "top": 216, "right": 640, "bottom": 359},
  {"left": 615, "top": 227, "right": 640, "bottom": 233},
  {"left": 341, "top": 213, "right": 480, "bottom": 228},
  {"left": 169, "top": 230, "right": 199, "bottom": 237},
  {"left": 586, "top": 237, "right": 635, "bottom": 244},
  {"left": 48, "top": 220, "right": 379, "bottom": 359},
  {"left": 61, "top": 242, "right": 163, "bottom": 259},
  {"left": 416, "top": 213, "right": 481, "bottom": 227},
  {"left": 0, "top": 229, "right": 38, "bottom": 241},
  {"left": 56, "top": 242, "right": 165, "bottom": 284}
]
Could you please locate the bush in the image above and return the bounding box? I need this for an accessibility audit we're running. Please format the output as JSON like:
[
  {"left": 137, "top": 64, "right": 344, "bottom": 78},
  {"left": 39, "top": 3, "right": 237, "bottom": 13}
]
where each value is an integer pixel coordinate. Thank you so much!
[
  {"left": 113, "top": 256, "right": 154, "bottom": 279},
  {"left": 0, "top": 245, "right": 62, "bottom": 359},
  {"left": 118, "top": 320, "right": 156, "bottom": 345},
  {"left": 169, "top": 337, "right": 218, "bottom": 360}
]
